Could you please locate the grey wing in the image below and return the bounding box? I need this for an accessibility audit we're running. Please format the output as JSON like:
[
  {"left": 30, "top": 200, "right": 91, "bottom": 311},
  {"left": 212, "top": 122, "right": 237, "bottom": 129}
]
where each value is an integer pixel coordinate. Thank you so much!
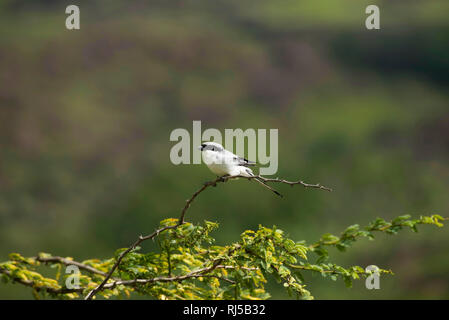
[
  {"left": 234, "top": 156, "right": 257, "bottom": 167},
  {"left": 223, "top": 149, "right": 257, "bottom": 167}
]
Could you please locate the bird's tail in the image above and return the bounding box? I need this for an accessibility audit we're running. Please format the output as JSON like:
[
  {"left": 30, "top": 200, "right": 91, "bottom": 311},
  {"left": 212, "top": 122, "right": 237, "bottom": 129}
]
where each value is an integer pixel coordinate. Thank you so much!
[
  {"left": 239, "top": 168, "right": 283, "bottom": 198},
  {"left": 253, "top": 177, "right": 283, "bottom": 198}
]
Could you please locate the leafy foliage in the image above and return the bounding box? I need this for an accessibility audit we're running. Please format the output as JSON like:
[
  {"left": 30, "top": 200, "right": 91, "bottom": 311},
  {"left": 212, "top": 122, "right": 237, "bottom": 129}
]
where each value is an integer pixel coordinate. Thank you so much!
[{"left": 0, "top": 214, "right": 445, "bottom": 300}]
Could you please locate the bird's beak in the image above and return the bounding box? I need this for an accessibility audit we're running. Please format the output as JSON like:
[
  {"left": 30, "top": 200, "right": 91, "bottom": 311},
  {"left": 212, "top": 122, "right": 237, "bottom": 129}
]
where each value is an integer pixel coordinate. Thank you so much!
[{"left": 198, "top": 145, "right": 203, "bottom": 151}]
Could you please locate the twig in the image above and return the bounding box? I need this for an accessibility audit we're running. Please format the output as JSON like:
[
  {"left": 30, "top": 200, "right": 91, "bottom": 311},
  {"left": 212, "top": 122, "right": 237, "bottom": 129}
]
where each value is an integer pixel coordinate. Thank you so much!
[
  {"left": 35, "top": 256, "right": 108, "bottom": 277},
  {"left": 287, "top": 263, "right": 392, "bottom": 275},
  {"left": 182, "top": 175, "right": 331, "bottom": 224},
  {"left": 179, "top": 180, "right": 218, "bottom": 223},
  {"left": 243, "top": 175, "right": 332, "bottom": 192}
]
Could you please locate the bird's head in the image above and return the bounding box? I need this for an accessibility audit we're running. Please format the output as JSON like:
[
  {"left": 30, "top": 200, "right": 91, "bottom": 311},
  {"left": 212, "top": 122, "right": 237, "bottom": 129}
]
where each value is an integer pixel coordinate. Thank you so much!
[{"left": 198, "top": 142, "right": 224, "bottom": 152}]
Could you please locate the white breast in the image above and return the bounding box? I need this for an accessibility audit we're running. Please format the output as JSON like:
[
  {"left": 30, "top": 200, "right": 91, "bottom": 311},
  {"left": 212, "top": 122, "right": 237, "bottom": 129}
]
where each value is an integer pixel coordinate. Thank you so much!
[{"left": 202, "top": 151, "right": 232, "bottom": 175}]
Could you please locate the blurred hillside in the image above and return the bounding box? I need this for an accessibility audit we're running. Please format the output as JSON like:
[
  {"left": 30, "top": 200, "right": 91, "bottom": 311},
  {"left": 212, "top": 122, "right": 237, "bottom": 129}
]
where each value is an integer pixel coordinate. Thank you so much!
[{"left": 0, "top": 0, "right": 448, "bottom": 299}]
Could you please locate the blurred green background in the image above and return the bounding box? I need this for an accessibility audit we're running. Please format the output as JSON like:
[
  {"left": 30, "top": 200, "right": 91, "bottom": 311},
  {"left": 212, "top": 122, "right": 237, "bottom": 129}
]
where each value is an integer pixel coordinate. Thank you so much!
[{"left": 0, "top": 0, "right": 448, "bottom": 299}]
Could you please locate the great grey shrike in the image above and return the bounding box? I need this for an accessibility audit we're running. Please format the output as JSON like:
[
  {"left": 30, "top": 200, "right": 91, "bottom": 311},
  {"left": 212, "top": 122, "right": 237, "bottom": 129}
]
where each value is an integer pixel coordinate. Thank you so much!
[{"left": 198, "top": 142, "right": 283, "bottom": 197}]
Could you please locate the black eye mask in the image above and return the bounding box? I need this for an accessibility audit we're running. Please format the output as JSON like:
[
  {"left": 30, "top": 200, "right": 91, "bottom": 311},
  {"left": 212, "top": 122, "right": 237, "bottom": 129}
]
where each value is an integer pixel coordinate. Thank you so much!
[{"left": 203, "top": 144, "right": 222, "bottom": 152}]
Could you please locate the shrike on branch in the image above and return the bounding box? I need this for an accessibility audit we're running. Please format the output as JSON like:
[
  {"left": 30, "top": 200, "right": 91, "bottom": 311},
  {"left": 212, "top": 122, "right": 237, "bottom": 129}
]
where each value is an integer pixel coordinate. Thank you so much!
[{"left": 198, "top": 142, "right": 283, "bottom": 197}]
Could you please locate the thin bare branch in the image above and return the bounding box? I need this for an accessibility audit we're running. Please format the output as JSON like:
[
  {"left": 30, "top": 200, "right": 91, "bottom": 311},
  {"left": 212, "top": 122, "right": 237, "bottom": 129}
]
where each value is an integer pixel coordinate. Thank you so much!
[{"left": 243, "top": 175, "right": 332, "bottom": 192}]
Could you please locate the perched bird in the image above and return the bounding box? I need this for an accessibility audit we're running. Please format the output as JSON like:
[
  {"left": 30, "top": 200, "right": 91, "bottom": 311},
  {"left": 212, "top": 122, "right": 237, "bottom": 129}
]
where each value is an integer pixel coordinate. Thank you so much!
[{"left": 198, "top": 142, "right": 283, "bottom": 197}]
